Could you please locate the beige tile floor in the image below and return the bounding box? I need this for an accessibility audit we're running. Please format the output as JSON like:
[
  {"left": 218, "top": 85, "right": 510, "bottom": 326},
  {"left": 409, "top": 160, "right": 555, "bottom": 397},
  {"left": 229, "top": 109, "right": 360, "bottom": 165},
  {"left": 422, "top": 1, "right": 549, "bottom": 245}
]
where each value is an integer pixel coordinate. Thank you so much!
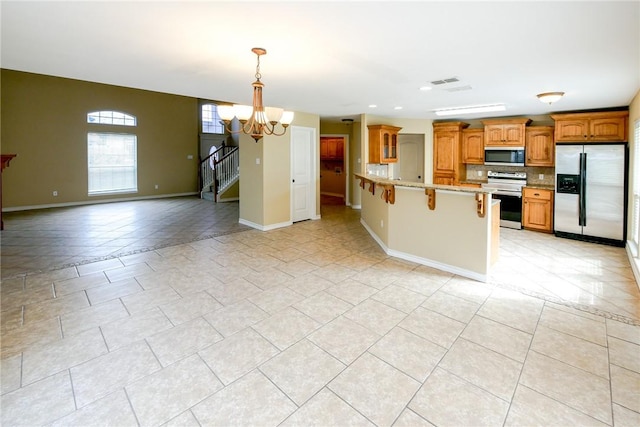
[{"left": 1, "top": 197, "right": 639, "bottom": 426}]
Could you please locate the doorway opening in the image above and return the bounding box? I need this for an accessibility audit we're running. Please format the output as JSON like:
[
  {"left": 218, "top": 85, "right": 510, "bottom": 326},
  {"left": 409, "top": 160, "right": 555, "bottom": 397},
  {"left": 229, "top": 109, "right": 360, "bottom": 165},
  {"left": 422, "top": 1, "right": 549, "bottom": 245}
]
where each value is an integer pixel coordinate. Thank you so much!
[{"left": 320, "top": 134, "right": 349, "bottom": 206}]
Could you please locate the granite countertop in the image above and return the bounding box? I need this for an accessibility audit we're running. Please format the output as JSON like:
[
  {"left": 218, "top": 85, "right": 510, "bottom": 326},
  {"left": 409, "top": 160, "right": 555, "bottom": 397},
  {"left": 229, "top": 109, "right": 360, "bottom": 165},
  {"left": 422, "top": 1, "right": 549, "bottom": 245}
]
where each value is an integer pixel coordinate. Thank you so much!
[{"left": 355, "top": 173, "right": 495, "bottom": 194}]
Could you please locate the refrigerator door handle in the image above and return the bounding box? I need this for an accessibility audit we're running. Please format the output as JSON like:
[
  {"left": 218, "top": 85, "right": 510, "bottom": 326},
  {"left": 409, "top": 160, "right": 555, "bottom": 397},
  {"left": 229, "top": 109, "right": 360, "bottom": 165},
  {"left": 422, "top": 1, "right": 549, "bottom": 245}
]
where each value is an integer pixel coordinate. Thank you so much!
[{"left": 580, "top": 152, "right": 587, "bottom": 227}]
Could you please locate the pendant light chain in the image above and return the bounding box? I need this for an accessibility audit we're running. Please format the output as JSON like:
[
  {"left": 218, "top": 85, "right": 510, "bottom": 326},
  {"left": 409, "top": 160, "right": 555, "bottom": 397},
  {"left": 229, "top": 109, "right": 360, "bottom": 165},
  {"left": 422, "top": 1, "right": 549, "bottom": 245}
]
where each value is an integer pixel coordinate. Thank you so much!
[{"left": 255, "top": 54, "right": 262, "bottom": 82}]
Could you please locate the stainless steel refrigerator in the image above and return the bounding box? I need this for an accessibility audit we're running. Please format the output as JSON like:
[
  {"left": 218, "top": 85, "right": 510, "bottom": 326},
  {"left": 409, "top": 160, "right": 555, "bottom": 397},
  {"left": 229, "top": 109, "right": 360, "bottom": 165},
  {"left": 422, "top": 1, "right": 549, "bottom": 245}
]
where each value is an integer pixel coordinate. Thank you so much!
[{"left": 555, "top": 144, "right": 627, "bottom": 246}]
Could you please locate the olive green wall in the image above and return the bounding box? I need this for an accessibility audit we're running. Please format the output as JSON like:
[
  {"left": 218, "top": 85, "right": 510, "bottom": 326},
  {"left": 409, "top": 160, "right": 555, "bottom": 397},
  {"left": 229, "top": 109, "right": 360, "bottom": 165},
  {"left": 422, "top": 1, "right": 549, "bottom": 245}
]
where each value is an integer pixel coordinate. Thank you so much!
[{"left": 1, "top": 69, "right": 199, "bottom": 209}]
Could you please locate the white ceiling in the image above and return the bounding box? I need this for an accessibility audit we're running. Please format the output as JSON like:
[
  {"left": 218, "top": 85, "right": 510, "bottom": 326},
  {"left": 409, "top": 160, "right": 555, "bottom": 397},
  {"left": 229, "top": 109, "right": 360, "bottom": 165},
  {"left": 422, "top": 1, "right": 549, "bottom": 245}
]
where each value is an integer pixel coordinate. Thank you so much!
[{"left": 2, "top": 1, "right": 639, "bottom": 122}]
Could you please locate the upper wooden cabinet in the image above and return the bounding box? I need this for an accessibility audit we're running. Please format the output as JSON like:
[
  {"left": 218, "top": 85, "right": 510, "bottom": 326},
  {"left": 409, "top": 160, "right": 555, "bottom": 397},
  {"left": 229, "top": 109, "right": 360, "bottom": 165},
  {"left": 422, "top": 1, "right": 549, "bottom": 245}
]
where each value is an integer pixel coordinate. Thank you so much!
[
  {"left": 462, "top": 129, "right": 484, "bottom": 164},
  {"left": 482, "top": 118, "right": 531, "bottom": 147},
  {"left": 525, "top": 126, "right": 555, "bottom": 167},
  {"left": 433, "top": 121, "right": 469, "bottom": 185},
  {"left": 368, "top": 125, "right": 402, "bottom": 163},
  {"left": 320, "top": 137, "right": 344, "bottom": 160},
  {"left": 551, "top": 111, "right": 628, "bottom": 142}
]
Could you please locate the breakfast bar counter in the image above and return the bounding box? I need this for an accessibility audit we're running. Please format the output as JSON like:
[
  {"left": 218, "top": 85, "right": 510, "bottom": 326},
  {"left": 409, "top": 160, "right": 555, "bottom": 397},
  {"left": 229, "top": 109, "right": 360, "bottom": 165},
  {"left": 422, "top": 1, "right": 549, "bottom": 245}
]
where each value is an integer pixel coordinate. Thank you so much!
[{"left": 355, "top": 173, "right": 499, "bottom": 282}]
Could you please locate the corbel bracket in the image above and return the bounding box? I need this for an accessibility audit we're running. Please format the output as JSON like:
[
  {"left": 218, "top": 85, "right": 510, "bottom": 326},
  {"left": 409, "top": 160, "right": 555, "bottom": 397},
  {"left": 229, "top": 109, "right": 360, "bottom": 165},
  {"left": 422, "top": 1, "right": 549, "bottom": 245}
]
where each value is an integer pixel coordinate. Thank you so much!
[
  {"left": 476, "top": 193, "right": 487, "bottom": 218},
  {"left": 381, "top": 185, "right": 395, "bottom": 204},
  {"left": 425, "top": 188, "right": 436, "bottom": 210},
  {"left": 368, "top": 181, "right": 376, "bottom": 194}
]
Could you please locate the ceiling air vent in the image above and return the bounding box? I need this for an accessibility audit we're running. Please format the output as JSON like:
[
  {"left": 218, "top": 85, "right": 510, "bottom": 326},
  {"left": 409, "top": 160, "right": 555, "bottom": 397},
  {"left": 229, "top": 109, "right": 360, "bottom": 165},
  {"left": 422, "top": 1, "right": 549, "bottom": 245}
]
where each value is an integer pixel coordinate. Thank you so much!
[{"left": 430, "top": 77, "right": 460, "bottom": 85}]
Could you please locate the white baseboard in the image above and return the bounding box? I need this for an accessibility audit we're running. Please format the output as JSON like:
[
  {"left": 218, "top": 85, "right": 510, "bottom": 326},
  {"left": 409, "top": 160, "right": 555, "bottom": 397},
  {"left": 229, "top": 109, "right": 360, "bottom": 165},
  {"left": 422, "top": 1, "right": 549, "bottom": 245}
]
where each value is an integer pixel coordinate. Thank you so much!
[
  {"left": 625, "top": 242, "right": 640, "bottom": 293},
  {"left": 321, "top": 192, "right": 345, "bottom": 198},
  {"left": 239, "top": 218, "right": 292, "bottom": 231},
  {"left": 217, "top": 197, "right": 239, "bottom": 203},
  {"left": 3, "top": 192, "right": 199, "bottom": 212},
  {"left": 351, "top": 204, "right": 362, "bottom": 210}
]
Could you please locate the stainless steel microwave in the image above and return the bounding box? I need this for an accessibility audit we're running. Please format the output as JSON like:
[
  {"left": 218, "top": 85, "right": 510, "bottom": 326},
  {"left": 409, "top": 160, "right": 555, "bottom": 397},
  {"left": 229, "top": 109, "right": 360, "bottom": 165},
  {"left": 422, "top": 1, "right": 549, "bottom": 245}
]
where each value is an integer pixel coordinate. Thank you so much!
[{"left": 484, "top": 147, "right": 525, "bottom": 166}]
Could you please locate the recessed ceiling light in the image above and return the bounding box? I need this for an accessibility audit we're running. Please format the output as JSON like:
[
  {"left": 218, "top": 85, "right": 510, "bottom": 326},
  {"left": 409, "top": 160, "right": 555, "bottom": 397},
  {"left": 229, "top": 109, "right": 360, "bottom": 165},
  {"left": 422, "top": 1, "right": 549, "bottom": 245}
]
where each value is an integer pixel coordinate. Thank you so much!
[
  {"left": 434, "top": 104, "right": 506, "bottom": 116},
  {"left": 394, "top": 106, "right": 403, "bottom": 110},
  {"left": 419, "top": 86, "right": 432, "bottom": 91},
  {"left": 369, "top": 104, "right": 377, "bottom": 108}
]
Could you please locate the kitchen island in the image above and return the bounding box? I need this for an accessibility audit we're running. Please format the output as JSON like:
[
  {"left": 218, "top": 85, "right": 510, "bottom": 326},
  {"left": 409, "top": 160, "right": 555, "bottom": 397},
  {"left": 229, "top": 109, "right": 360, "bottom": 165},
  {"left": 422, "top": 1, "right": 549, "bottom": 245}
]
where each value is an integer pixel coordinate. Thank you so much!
[{"left": 355, "top": 173, "right": 499, "bottom": 282}]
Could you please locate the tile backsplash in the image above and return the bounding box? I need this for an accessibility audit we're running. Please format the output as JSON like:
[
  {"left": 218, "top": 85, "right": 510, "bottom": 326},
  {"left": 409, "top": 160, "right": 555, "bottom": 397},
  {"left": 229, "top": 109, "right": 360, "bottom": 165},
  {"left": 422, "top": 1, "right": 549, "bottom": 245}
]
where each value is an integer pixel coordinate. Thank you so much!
[{"left": 466, "top": 164, "right": 555, "bottom": 187}]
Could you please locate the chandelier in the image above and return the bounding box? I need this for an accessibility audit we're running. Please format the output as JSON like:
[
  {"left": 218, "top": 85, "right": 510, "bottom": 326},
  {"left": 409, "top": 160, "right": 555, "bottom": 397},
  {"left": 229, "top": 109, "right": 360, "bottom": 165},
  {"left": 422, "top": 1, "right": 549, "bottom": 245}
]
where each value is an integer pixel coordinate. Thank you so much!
[{"left": 218, "top": 48, "right": 294, "bottom": 142}]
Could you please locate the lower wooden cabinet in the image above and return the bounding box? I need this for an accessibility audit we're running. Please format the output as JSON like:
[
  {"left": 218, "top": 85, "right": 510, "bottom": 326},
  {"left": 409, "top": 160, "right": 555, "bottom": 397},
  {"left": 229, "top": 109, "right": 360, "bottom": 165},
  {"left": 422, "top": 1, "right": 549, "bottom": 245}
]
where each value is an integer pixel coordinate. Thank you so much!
[{"left": 522, "top": 187, "right": 554, "bottom": 232}]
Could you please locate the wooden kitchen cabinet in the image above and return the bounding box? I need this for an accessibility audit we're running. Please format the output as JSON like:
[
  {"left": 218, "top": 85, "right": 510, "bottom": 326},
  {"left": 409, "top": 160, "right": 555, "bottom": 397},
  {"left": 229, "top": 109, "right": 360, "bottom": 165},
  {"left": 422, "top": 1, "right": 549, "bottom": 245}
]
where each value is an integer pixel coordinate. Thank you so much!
[
  {"left": 433, "top": 175, "right": 456, "bottom": 186},
  {"left": 525, "top": 126, "right": 555, "bottom": 167},
  {"left": 320, "top": 137, "right": 344, "bottom": 160},
  {"left": 482, "top": 118, "right": 531, "bottom": 146},
  {"left": 433, "top": 121, "right": 469, "bottom": 185},
  {"left": 462, "top": 129, "right": 484, "bottom": 164},
  {"left": 368, "top": 125, "right": 401, "bottom": 163},
  {"left": 522, "top": 187, "right": 554, "bottom": 232},
  {"left": 551, "top": 111, "right": 628, "bottom": 142}
]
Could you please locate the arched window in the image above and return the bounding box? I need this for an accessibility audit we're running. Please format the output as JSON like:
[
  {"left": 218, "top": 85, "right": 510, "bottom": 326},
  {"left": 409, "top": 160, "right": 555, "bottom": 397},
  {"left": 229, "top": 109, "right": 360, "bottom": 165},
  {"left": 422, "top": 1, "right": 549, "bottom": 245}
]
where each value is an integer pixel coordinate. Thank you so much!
[{"left": 87, "top": 111, "right": 137, "bottom": 126}]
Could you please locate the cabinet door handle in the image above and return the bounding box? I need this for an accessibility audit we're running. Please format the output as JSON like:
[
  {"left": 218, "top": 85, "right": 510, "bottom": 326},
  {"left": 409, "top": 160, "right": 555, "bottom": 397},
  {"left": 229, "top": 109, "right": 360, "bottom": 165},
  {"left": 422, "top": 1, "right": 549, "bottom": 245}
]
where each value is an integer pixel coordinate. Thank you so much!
[{"left": 534, "top": 193, "right": 540, "bottom": 196}]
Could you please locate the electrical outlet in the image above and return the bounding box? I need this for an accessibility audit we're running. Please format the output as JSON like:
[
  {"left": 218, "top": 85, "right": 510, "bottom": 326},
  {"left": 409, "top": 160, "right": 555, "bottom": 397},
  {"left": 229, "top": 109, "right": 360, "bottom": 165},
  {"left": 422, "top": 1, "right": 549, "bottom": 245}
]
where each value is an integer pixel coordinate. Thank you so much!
[
  {"left": 52, "top": 191, "right": 58, "bottom": 196},
  {"left": 477, "top": 171, "right": 483, "bottom": 177},
  {"left": 155, "top": 184, "right": 159, "bottom": 189},
  {"left": 256, "top": 158, "right": 261, "bottom": 165},
  {"left": 539, "top": 174, "right": 544, "bottom": 180},
  {"left": 380, "top": 220, "right": 384, "bottom": 228},
  {"left": 187, "top": 154, "right": 193, "bottom": 160}
]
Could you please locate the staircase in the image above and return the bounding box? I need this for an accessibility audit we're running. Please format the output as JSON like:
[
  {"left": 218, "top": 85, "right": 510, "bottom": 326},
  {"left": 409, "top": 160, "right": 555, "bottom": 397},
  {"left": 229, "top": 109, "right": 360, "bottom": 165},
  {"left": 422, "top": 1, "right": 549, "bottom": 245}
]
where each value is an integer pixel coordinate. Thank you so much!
[{"left": 200, "top": 144, "right": 239, "bottom": 202}]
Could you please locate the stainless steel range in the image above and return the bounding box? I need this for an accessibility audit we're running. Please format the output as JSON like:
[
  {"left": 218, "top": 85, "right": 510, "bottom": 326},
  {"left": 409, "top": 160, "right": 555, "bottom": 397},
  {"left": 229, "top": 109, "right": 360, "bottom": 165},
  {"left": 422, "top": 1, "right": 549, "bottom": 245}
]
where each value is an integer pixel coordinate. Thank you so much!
[{"left": 481, "top": 171, "right": 527, "bottom": 229}]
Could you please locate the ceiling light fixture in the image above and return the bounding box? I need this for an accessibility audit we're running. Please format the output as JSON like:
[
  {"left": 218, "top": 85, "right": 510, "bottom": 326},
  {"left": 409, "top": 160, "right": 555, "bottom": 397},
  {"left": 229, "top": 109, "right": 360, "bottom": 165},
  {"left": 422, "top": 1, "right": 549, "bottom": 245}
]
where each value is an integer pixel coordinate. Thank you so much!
[
  {"left": 434, "top": 104, "right": 506, "bottom": 116},
  {"left": 537, "top": 92, "right": 565, "bottom": 104},
  {"left": 218, "top": 48, "right": 294, "bottom": 142}
]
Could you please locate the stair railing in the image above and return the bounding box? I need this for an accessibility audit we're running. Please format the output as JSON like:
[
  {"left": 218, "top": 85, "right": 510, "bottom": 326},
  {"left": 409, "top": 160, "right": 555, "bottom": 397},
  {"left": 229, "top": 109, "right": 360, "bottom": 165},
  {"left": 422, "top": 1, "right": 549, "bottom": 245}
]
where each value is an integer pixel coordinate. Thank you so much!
[{"left": 200, "top": 144, "right": 239, "bottom": 201}]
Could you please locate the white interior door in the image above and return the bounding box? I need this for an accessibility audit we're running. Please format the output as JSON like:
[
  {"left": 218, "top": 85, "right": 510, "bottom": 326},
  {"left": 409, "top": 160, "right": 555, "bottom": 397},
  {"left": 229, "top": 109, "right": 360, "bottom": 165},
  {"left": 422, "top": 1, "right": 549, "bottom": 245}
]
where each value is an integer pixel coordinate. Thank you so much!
[
  {"left": 397, "top": 134, "right": 424, "bottom": 182},
  {"left": 291, "top": 126, "right": 316, "bottom": 222}
]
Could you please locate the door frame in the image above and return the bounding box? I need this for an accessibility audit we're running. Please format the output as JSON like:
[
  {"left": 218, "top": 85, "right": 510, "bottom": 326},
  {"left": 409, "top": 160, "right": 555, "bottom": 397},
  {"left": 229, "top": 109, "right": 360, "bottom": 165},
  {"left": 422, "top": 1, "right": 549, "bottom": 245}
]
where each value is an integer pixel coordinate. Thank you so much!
[
  {"left": 319, "top": 133, "right": 350, "bottom": 205},
  {"left": 290, "top": 126, "right": 318, "bottom": 222}
]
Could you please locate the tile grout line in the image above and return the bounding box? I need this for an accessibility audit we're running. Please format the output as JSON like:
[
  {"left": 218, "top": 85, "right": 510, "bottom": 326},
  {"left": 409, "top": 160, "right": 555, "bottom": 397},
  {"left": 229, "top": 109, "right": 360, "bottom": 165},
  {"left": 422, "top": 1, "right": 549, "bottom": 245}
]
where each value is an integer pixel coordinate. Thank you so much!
[
  {"left": 122, "top": 386, "right": 142, "bottom": 427},
  {"left": 605, "top": 321, "right": 616, "bottom": 426},
  {"left": 501, "top": 299, "right": 546, "bottom": 425}
]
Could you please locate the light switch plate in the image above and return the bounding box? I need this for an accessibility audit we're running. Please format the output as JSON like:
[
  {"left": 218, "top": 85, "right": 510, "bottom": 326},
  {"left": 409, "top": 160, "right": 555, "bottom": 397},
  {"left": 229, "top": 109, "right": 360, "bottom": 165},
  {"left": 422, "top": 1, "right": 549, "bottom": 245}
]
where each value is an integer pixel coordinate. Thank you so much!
[{"left": 539, "top": 174, "right": 544, "bottom": 180}]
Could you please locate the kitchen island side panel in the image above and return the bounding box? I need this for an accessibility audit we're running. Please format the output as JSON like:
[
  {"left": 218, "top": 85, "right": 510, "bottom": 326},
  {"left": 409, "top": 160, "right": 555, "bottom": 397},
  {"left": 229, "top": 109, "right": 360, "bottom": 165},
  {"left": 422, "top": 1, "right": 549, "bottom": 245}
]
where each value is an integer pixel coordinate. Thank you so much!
[{"left": 359, "top": 184, "right": 493, "bottom": 281}]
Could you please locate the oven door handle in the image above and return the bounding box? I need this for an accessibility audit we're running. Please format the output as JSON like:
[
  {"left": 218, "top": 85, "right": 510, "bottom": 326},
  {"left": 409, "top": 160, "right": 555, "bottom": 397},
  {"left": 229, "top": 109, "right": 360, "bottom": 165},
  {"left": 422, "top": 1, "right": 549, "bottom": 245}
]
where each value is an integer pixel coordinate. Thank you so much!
[{"left": 490, "top": 191, "right": 522, "bottom": 197}]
